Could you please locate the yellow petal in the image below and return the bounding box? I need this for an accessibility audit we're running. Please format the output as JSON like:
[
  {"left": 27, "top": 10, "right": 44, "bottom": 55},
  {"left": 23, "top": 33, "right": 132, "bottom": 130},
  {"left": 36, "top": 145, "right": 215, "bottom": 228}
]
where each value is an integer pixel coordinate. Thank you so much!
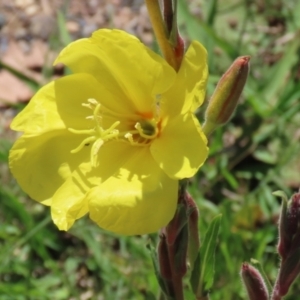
[
  {"left": 150, "top": 113, "right": 208, "bottom": 179},
  {"left": 55, "top": 29, "right": 176, "bottom": 115},
  {"left": 87, "top": 146, "right": 178, "bottom": 235},
  {"left": 160, "top": 40, "right": 208, "bottom": 117},
  {"left": 87, "top": 140, "right": 134, "bottom": 183},
  {"left": 11, "top": 74, "right": 104, "bottom": 135},
  {"left": 51, "top": 176, "right": 89, "bottom": 231},
  {"left": 9, "top": 130, "right": 91, "bottom": 205}
]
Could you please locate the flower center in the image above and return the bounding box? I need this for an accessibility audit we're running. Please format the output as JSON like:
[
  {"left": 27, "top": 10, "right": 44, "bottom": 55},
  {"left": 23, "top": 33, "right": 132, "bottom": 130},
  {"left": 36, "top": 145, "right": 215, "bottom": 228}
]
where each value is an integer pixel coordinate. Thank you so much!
[
  {"left": 69, "top": 99, "right": 160, "bottom": 167},
  {"left": 136, "top": 119, "right": 158, "bottom": 138}
]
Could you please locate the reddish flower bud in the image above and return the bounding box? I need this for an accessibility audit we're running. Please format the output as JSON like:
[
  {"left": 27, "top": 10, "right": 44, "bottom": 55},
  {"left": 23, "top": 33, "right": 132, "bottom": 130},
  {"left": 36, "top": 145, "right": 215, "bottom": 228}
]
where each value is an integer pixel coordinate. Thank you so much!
[
  {"left": 288, "top": 192, "right": 300, "bottom": 236},
  {"left": 157, "top": 233, "right": 172, "bottom": 280},
  {"left": 273, "top": 191, "right": 300, "bottom": 299},
  {"left": 277, "top": 194, "right": 290, "bottom": 260},
  {"left": 173, "top": 223, "right": 188, "bottom": 277},
  {"left": 165, "top": 203, "right": 187, "bottom": 246},
  {"left": 174, "top": 33, "right": 184, "bottom": 69},
  {"left": 240, "top": 263, "right": 269, "bottom": 300},
  {"left": 277, "top": 191, "right": 300, "bottom": 260},
  {"left": 203, "top": 56, "right": 250, "bottom": 135},
  {"left": 184, "top": 192, "right": 200, "bottom": 268}
]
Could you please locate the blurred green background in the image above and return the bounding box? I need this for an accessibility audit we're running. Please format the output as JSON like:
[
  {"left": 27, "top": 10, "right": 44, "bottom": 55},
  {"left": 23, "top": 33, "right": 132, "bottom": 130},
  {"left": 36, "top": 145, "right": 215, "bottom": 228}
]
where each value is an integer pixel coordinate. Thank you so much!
[{"left": 1, "top": 0, "right": 300, "bottom": 299}]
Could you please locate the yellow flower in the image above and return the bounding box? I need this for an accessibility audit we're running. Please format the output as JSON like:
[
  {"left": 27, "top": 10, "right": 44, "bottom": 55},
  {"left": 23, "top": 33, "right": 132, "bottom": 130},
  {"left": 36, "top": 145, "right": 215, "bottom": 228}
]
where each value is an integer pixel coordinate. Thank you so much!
[{"left": 9, "top": 29, "right": 208, "bottom": 235}]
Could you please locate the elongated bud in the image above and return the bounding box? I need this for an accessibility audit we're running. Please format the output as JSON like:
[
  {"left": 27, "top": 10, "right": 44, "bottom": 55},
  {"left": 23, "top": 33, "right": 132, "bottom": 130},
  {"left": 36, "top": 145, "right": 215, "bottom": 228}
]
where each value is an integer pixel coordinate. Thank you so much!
[
  {"left": 165, "top": 186, "right": 188, "bottom": 245},
  {"left": 163, "top": 0, "right": 184, "bottom": 70},
  {"left": 277, "top": 193, "right": 290, "bottom": 260},
  {"left": 240, "top": 263, "right": 269, "bottom": 300},
  {"left": 173, "top": 223, "right": 188, "bottom": 276},
  {"left": 203, "top": 56, "right": 250, "bottom": 135},
  {"left": 173, "top": 33, "right": 184, "bottom": 69},
  {"left": 165, "top": 203, "right": 187, "bottom": 246},
  {"left": 185, "top": 193, "right": 200, "bottom": 268},
  {"left": 288, "top": 192, "right": 300, "bottom": 239},
  {"left": 158, "top": 233, "right": 172, "bottom": 280},
  {"left": 276, "top": 191, "right": 300, "bottom": 260},
  {"left": 274, "top": 248, "right": 300, "bottom": 298},
  {"left": 273, "top": 191, "right": 300, "bottom": 299}
]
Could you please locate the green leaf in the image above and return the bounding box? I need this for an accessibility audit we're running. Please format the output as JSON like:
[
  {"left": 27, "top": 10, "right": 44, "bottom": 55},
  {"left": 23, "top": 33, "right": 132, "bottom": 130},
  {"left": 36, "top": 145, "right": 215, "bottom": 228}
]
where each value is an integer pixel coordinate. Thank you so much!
[
  {"left": 190, "top": 250, "right": 201, "bottom": 294},
  {"left": 0, "top": 60, "right": 40, "bottom": 92},
  {"left": 205, "top": 0, "right": 218, "bottom": 26},
  {"left": 190, "top": 214, "right": 222, "bottom": 297},
  {"left": 57, "top": 10, "right": 72, "bottom": 46},
  {"left": 261, "top": 37, "right": 300, "bottom": 106},
  {"left": 177, "top": 0, "right": 238, "bottom": 59}
]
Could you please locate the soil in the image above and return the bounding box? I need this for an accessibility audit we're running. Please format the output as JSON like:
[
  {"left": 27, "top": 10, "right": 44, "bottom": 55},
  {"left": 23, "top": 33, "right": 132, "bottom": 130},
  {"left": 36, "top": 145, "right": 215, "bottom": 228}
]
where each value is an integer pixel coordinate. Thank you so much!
[
  {"left": 0, "top": 0, "right": 151, "bottom": 106},
  {"left": 0, "top": 0, "right": 153, "bottom": 136}
]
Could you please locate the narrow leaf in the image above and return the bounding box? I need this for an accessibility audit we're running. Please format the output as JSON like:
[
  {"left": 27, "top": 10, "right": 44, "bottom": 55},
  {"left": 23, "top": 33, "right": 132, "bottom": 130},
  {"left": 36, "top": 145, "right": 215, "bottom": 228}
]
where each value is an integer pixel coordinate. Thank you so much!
[
  {"left": 191, "top": 214, "right": 222, "bottom": 297},
  {"left": 0, "top": 60, "right": 40, "bottom": 91},
  {"left": 57, "top": 10, "right": 72, "bottom": 46},
  {"left": 261, "top": 36, "right": 300, "bottom": 105}
]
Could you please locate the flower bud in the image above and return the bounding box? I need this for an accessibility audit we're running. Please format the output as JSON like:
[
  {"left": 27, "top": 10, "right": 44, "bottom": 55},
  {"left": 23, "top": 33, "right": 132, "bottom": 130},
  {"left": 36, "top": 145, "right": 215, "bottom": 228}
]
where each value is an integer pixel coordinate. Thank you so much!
[
  {"left": 173, "top": 33, "right": 184, "bottom": 69},
  {"left": 165, "top": 203, "right": 187, "bottom": 246},
  {"left": 162, "top": 0, "right": 184, "bottom": 70},
  {"left": 185, "top": 192, "right": 200, "bottom": 268},
  {"left": 288, "top": 192, "right": 300, "bottom": 237},
  {"left": 157, "top": 233, "right": 172, "bottom": 280},
  {"left": 277, "top": 194, "right": 290, "bottom": 260},
  {"left": 173, "top": 223, "right": 189, "bottom": 277},
  {"left": 274, "top": 248, "right": 300, "bottom": 298},
  {"left": 203, "top": 56, "right": 250, "bottom": 135},
  {"left": 240, "top": 263, "right": 269, "bottom": 300},
  {"left": 273, "top": 191, "right": 300, "bottom": 299},
  {"left": 277, "top": 191, "right": 300, "bottom": 260}
]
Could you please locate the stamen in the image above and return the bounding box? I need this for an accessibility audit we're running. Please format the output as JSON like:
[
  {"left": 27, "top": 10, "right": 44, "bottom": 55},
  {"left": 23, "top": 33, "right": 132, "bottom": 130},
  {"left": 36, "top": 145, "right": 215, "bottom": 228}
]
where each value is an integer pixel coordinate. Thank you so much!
[
  {"left": 68, "top": 128, "right": 95, "bottom": 135},
  {"left": 82, "top": 98, "right": 99, "bottom": 109},
  {"left": 71, "top": 136, "right": 96, "bottom": 153},
  {"left": 125, "top": 133, "right": 135, "bottom": 145},
  {"left": 69, "top": 117, "right": 121, "bottom": 166},
  {"left": 69, "top": 97, "right": 162, "bottom": 167},
  {"left": 104, "top": 121, "right": 121, "bottom": 133},
  {"left": 124, "top": 132, "right": 147, "bottom": 146},
  {"left": 91, "top": 138, "right": 104, "bottom": 167}
]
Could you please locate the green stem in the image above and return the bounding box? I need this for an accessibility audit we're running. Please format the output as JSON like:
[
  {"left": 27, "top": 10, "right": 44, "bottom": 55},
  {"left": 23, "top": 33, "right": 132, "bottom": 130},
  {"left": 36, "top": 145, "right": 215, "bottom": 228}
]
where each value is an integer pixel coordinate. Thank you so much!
[
  {"left": 144, "top": 0, "right": 178, "bottom": 70},
  {"left": 202, "top": 120, "right": 217, "bottom": 137}
]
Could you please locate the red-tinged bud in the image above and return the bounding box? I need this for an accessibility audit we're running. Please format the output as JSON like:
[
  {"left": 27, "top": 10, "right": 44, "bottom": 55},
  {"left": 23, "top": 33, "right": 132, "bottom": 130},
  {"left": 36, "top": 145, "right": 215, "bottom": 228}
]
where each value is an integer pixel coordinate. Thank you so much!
[
  {"left": 288, "top": 192, "right": 300, "bottom": 236},
  {"left": 162, "top": 0, "right": 184, "bottom": 71},
  {"left": 165, "top": 204, "right": 186, "bottom": 246},
  {"left": 240, "top": 263, "right": 269, "bottom": 300},
  {"left": 173, "top": 223, "right": 189, "bottom": 277},
  {"left": 273, "top": 191, "right": 300, "bottom": 299},
  {"left": 157, "top": 233, "right": 172, "bottom": 280},
  {"left": 276, "top": 191, "right": 300, "bottom": 260},
  {"left": 277, "top": 194, "right": 290, "bottom": 260},
  {"left": 273, "top": 248, "right": 300, "bottom": 299},
  {"left": 173, "top": 33, "right": 184, "bottom": 69},
  {"left": 203, "top": 56, "right": 250, "bottom": 136},
  {"left": 165, "top": 199, "right": 188, "bottom": 246},
  {"left": 184, "top": 193, "right": 200, "bottom": 268}
]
